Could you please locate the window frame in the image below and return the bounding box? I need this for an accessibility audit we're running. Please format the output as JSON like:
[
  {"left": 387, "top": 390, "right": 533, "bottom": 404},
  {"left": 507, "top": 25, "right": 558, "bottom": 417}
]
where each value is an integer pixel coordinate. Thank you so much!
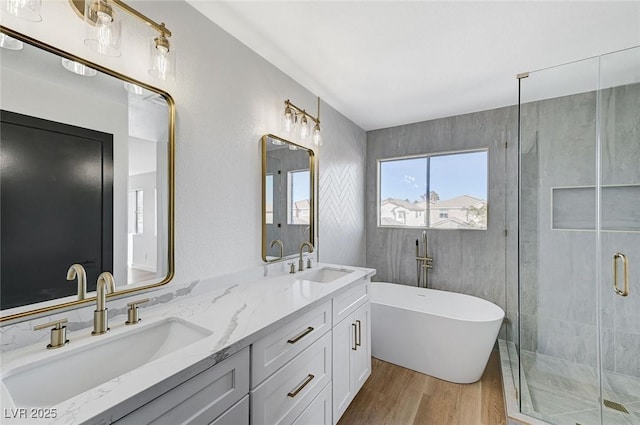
[{"left": 376, "top": 148, "right": 489, "bottom": 230}]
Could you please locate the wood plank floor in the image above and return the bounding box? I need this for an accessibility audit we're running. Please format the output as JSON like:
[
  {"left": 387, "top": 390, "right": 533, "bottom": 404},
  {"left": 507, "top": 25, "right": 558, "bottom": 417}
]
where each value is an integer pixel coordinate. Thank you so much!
[{"left": 338, "top": 350, "right": 506, "bottom": 425}]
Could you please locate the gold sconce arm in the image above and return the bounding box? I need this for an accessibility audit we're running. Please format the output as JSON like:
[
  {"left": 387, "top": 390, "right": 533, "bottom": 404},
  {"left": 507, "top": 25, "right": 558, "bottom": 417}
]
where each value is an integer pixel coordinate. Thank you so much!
[
  {"left": 283, "top": 97, "right": 322, "bottom": 146},
  {"left": 284, "top": 99, "right": 320, "bottom": 125},
  {"left": 109, "top": 0, "right": 171, "bottom": 37},
  {"left": 70, "top": 0, "right": 172, "bottom": 38}
]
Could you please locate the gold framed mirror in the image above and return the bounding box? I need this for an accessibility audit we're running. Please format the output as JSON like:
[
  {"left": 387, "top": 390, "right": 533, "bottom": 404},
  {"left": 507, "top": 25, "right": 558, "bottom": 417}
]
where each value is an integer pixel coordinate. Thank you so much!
[
  {"left": 262, "top": 134, "right": 315, "bottom": 262},
  {"left": 0, "top": 27, "right": 175, "bottom": 322}
]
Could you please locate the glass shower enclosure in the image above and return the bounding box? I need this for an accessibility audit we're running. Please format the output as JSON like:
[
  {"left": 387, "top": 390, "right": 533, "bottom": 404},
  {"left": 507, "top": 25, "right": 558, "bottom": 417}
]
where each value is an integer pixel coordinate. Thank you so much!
[{"left": 516, "top": 46, "right": 640, "bottom": 425}]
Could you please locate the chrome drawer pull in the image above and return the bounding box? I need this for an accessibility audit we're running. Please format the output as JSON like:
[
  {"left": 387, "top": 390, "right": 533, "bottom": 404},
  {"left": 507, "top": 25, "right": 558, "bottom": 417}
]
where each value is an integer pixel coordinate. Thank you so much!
[
  {"left": 287, "top": 374, "right": 315, "bottom": 398},
  {"left": 356, "top": 319, "right": 362, "bottom": 347},
  {"left": 287, "top": 327, "right": 314, "bottom": 344},
  {"left": 352, "top": 323, "right": 357, "bottom": 351}
]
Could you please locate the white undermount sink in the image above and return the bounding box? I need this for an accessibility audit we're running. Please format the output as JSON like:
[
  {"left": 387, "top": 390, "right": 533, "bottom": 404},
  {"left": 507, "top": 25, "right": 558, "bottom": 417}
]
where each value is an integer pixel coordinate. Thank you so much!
[
  {"left": 299, "top": 267, "right": 354, "bottom": 283},
  {"left": 2, "top": 317, "right": 212, "bottom": 407}
]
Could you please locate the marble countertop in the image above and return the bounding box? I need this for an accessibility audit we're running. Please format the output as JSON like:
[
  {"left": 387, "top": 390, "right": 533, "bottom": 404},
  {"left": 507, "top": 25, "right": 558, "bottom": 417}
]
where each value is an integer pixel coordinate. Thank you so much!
[{"left": 0, "top": 262, "right": 376, "bottom": 425}]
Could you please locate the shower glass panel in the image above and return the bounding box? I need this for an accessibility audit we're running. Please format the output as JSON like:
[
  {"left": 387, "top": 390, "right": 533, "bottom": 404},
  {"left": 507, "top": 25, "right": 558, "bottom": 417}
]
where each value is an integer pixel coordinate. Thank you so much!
[
  {"left": 518, "top": 46, "right": 640, "bottom": 425},
  {"left": 519, "top": 56, "right": 601, "bottom": 425},
  {"left": 598, "top": 46, "right": 640, "bottom": 425}
]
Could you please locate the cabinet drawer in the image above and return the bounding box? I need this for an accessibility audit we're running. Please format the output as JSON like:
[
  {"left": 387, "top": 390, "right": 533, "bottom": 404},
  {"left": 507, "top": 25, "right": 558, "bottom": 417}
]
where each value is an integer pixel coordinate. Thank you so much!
[
  {"left": 209, "top": 395, "right": 249, "bottom": 425},
  {"left": 252, "top": 300, "right": 331, "bottom": 387},
  {"left": 292, "top": 382, "right": 332, "bottom": 425},
  {"left": 333, "top": 279, "right": 369, "bottom": 324},
  {"left": 251, "top": 331, "right": 332, "bottom": 425},
  {"left": 117, "top": 347, "right": 249, "bottom": 425}
]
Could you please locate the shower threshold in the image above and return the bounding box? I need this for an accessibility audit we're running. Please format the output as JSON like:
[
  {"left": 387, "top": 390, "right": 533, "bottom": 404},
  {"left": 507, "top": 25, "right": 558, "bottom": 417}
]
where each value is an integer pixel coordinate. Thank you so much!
[{"left": 499, "top": 340, "right": 640, "bottom": 425}]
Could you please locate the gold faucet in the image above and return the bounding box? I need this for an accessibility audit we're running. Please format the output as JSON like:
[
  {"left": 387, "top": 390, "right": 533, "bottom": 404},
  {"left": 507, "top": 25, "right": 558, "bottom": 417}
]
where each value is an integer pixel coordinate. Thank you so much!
[
  {"left": 416, "top": 231, "right": 433, "bottom": 288},
  {"left": 66, "top": 264, "right": 87, "bottom": 300},
  {"left": 299, "top": 242, "right": 314, "bottom": 272},
  {"left": 92, "top": 272, "right": 116, "bottom": 335},
  {"left": 270, "top": 239, "right": 284, "bottom": 259}
]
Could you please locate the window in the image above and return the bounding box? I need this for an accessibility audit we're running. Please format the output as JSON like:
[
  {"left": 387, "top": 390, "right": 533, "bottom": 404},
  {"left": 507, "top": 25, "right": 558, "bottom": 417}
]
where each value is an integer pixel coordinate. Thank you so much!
[
  {"left": 287, "top": 169, "right": 310, "bottom": 225},
  {"left": 265, "top": 174, "right": 274, "bottom": 224},
  {"left": 378, "top": 150, "right": 488, "bottom": 229},
  {"left": 128, "top": 190, "right": 144, "bottom": 234},
  {"left": 397, "top": 210, "right": 406, "bottom": 224}
]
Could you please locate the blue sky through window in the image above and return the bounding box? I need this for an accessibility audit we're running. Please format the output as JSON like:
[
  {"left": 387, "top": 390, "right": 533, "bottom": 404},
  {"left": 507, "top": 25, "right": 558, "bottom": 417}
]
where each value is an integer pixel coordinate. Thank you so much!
[
  {"left": 291, "top": 170, "right": 310, "bottom": 203},
  {"left": 380, "top": 151, "right": 487, "bottom": 203}
]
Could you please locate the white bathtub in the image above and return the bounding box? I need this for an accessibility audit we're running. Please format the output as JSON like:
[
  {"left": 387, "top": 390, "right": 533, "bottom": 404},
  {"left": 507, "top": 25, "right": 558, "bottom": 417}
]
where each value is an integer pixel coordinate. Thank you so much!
[{"left": 371, "top": 282, "right": 504, "bottom": 384}]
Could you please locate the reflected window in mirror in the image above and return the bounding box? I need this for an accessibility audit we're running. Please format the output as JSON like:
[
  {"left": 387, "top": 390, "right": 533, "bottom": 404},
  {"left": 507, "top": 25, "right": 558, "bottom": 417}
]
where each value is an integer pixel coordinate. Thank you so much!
[
  {"left": 128, "top": 190, "right": 144, "bottom": 235},
  {"left": 266, "top": 174, "right": 274, "bottom": 224},
  {"left": 262, "top": 134, "right": 315, "bottom": 262},
  {"left": 378, "top": 149, "right": 488, "bottom": 230},
  {"left": 287, "top": 170, "right": 311, "bottom": 225}
]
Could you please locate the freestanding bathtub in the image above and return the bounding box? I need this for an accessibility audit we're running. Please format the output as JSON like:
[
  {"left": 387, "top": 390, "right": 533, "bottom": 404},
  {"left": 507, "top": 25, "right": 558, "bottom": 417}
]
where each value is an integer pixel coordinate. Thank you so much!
[{"left": 370, "top": 281, "right": 504, "bottom": 384}]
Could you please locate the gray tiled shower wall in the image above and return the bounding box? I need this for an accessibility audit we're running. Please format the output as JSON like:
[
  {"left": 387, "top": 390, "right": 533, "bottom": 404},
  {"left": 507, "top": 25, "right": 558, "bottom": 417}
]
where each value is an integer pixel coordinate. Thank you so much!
[{"left": 365, "top": 82, "right": 640, "bottom": 378}]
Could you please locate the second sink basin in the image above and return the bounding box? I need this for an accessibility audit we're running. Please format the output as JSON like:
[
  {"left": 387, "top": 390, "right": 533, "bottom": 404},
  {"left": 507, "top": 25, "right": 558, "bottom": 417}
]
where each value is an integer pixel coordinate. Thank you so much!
[
  {"left": 2, "top": 317, "right": 212, "bottom": 407},
  {"left": 299, "top": 267, "right": 354, "bottom": 283}
]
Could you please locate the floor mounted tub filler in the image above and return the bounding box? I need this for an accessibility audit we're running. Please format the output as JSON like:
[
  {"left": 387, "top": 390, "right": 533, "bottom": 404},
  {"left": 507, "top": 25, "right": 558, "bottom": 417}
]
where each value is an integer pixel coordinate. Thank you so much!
[{"left": 371, "top": 281, "right": 504, "bottom": 384}]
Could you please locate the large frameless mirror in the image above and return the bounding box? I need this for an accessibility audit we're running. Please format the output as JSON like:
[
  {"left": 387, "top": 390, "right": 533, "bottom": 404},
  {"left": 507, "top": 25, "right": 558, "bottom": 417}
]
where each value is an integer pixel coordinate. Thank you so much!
[
  {"left": 262, "top": 134, "right": 315, "bottom": 262},
  {"left": 0, "top": 27, "right": 174, "bottom": 322}
]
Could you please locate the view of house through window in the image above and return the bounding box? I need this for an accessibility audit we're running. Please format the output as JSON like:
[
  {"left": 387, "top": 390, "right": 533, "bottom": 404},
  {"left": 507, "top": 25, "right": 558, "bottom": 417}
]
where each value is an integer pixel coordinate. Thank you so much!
[
  {"left": 288, "top": 170, "right": 311, "bottom": 225},
  {"left": 379, "top": 150, "right": 488, "bottom": 229}
]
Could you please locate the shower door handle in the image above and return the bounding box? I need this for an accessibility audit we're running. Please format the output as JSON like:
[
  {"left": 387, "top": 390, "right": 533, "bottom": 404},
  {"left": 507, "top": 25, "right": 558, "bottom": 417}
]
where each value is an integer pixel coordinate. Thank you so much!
[{"left": 613, "top": 253, "right": 629, "bottom": 297}]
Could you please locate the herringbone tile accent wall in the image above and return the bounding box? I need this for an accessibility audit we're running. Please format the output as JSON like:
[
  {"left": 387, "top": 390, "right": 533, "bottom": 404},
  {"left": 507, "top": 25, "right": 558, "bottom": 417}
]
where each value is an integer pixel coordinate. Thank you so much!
[{"left": 318, "top": 118, "right": 366, "bottom": 267}]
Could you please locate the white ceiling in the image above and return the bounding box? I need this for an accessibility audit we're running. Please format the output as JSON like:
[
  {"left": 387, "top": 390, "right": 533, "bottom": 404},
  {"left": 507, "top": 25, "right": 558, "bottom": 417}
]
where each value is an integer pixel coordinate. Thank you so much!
[{"left": 187, "top": 1, "right": 640, "bottom": 131}]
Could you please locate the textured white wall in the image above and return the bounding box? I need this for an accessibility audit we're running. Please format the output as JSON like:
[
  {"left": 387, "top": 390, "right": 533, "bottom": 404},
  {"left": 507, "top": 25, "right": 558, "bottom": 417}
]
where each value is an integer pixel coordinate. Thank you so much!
[
  {"left": 317, "top": 102, "right": 367, "bottom": 266},
  {"left": 0, "top": 0, "right": 366, "bottom": 312}
]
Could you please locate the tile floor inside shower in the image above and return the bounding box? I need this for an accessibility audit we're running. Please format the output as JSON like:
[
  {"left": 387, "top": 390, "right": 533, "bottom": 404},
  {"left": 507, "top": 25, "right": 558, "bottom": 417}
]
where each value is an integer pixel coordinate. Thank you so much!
[{"left": 502, "top": 341, "right": 640, "bottom": 425}]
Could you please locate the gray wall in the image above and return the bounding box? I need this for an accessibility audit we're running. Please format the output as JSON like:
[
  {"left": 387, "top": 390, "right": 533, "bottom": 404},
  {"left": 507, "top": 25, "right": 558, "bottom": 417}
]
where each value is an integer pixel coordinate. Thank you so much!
[
  {"left": 600, "top": 83, "right": 640, "bottom": 378},
  {"left": 365, "top": 81, "right": 638, "bottom": 379},
  {"left": 365, "top": 107, "right": 519, "bottom": 337},
  {"left": 520, "top": 83, "right": 640, "bottom": 378}
]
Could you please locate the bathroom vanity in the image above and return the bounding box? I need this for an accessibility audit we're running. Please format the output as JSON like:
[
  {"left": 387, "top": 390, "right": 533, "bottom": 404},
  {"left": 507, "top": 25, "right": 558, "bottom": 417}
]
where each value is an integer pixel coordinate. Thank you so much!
[{"left": 0, "top": 263, "right": 374, "bottom": 425}]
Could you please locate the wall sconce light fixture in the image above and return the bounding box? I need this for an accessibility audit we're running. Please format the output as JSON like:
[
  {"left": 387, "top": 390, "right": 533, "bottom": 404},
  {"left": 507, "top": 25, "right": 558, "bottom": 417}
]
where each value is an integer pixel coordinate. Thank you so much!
[
  {"left": 283, "top": 97, "right": 322, "bottom": 146},
  {"left": 0, "top": 0, "right": 42, "bottom": 22},
  {"left": 70, "top": 0, "right": 175, "bottom": 80},
  {"left": 0, "top": 32, "right": 24, "bottom": 50},
  {"left": 61, "top": 58, "right": 97, "bottom": 76}
]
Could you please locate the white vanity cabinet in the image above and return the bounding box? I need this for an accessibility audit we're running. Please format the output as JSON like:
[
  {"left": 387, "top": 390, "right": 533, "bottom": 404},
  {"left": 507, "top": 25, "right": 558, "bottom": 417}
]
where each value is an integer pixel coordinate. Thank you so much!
[
  {"left": 251, "top": 301, "right": 331, "bottom": 386},
  {"left": 209, "top": 395, "right": 249, "bottom": 425},
  {"left": 292, "top": 381, "right": 333, "bottom": 425},
  {"left": 251, "top": 301, "right": 333, "bottom": 425},
  {"left": 110, "top": 275, "right": 372, "bottom": 425},
  {"left": 331, "top": 280, "right": 371, "bottom": 424},
  {"left": 115, "top": 347, "right": 250, "bottom": 425}
]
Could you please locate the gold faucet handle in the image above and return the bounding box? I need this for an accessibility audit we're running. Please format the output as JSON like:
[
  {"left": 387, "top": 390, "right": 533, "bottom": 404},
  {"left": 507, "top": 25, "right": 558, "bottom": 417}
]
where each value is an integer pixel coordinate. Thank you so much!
[
  {"left": 33, "top": 318, "right": 68, "bottom": 331},
  {"left": 34, "top": 318, "right": 69, "bottom": 349},
  {"left": 125, "top": 298, "right": 149, "bottom": 325}
]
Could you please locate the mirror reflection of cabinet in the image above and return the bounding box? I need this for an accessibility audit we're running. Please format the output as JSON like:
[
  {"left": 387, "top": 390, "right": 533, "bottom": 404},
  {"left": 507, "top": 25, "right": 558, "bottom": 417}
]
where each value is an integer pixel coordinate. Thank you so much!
[{"left": 262, "top": 135, "right": 315, "bottom": 262}]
